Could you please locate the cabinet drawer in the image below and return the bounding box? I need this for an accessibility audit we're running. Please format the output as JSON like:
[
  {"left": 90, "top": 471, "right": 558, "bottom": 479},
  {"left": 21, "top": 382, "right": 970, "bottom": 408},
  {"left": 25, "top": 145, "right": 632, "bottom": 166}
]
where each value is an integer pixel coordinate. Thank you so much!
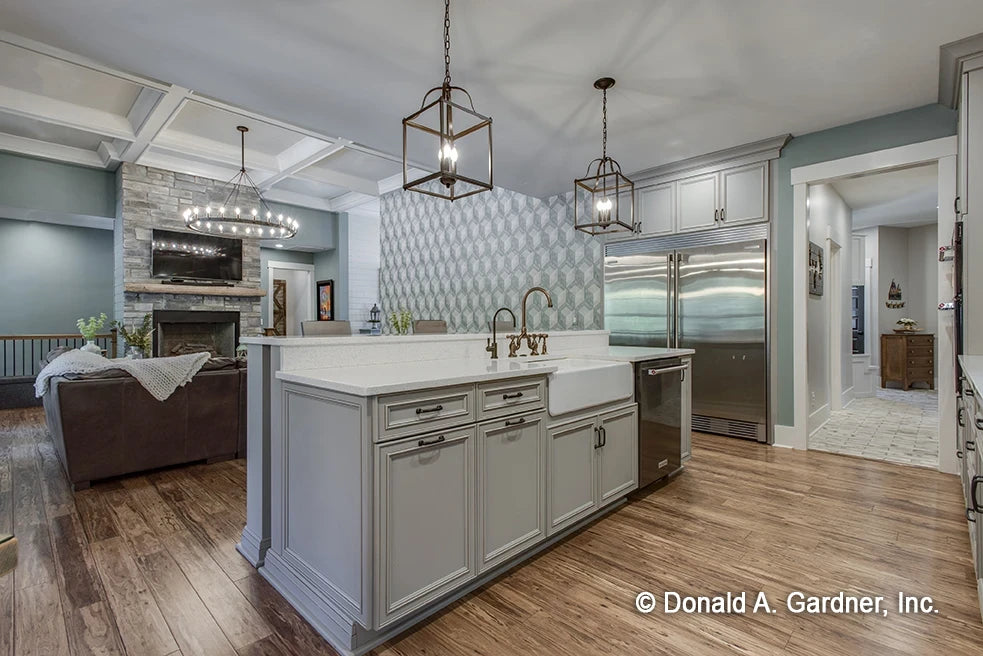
[
  {"left": 907, "top": 346, "right": 934, "bottom": 357},
  {"left": 476, "top": 376, "right": 545, "bottom": 420},
  {"left": 906, "top": 335, "right": 934, "bottom": 346},
  {"left": 376, "top": 385, "right": 475, "bottom": 441},
  {"left": 907, "top": 367, "right": 935, "bottom": 380},
  {"left": 907, "top": 357, "right": 934, "bottom": 367}
]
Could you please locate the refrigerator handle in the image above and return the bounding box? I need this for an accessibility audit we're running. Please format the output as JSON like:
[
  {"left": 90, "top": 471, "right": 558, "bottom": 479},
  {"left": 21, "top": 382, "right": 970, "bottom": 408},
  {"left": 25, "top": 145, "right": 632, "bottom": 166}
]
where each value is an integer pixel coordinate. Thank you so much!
[
  {"left": 667, "top": 253, "right": 673, "bottom": 349},
  {"left": 673, "top": 254, "right": 681, "bottom": 346}
]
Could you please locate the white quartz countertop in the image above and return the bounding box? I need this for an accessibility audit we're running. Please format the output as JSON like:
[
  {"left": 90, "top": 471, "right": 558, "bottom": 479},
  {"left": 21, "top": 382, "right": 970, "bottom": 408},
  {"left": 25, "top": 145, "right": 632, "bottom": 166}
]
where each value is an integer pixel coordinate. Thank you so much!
[
  {"left": 243, "top": 330, "right": 608, "bottom": 347},
  {"left": 574, "top": 346, "right": 695, "bottom": 362},
  {"left": 960, "top": 355, "right": 983, "bottom": 395},
  {"left": 277, "top": 358, "right": 562, "bottom": 396},
  {"left": 275, "top": 346, "right": 693, "bottom": 396}
]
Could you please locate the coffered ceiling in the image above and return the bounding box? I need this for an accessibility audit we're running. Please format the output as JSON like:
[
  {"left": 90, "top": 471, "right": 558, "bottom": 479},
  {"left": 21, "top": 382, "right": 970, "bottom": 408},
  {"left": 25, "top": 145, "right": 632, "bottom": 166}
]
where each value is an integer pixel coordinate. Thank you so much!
[
  {"left": 2, "top": 1, "right": 983, "bottom": 201},
  {"left": 0, "top": 33, "right": 400, "bottom": 215}
]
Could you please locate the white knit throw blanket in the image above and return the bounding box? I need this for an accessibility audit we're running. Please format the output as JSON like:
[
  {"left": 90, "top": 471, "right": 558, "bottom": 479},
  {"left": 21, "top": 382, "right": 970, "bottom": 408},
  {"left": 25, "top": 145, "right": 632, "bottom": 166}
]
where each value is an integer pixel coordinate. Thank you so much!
[{"left": 35, "top": 350, "right": 211, "bottom": 401}]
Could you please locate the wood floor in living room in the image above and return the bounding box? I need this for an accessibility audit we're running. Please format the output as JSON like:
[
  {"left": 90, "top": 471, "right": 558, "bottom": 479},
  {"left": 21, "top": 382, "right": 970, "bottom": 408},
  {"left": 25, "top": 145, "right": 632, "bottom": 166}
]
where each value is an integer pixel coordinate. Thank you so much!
[{"left": 1, "top": 407, "right": 981, "bottom": 656}]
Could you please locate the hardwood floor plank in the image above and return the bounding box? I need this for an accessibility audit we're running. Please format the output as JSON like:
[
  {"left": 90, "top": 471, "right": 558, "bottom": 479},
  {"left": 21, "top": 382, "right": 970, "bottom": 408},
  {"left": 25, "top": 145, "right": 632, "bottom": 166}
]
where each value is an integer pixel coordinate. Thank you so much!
[
  {"left": 90, "top": 537, "right": 177, "bottom": 656},
  {"left": 236, "top": 634, "right": 295, "bottom": 656},
  {"left": 14, "top": 582, "right": 69, "bottom": 656},
  {"left": 36, "top": 440, "right": 73, "bottom": 520},
  {"left": 119, "top": 478, "right": 184, "bottom": 537},
  {"left": 134, "top": 548, "right": 237, "bottom": 656},
  {"left": 75, "top": 488, "right": 121, "bottom": 544},
  {"left": 102, "top": 485, "right": 165, "bottom": 557},
  {"left": 162, "top": 530, "right": 272, "bottom": 649},
  {"left": 234, "top": 574, "right": 336, "bottom": 656}
]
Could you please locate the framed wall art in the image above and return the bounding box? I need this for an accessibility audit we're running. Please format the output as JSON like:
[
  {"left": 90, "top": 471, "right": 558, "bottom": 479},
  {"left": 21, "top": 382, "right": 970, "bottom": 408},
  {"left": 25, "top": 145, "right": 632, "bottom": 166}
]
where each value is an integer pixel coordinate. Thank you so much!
[
  {"left": 808, "top": 242, "right": 824, "bottom": 297},
  {"left": 316, "top": 279, "right": 334, "bottom": 321}
]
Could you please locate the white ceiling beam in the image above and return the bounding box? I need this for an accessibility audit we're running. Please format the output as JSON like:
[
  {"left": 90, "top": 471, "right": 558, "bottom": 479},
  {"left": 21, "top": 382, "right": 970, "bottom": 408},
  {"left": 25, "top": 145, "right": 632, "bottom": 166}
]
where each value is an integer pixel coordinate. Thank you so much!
[
  {"left": 138, "top": 149, "right": 263, "bottom": 186},
  {"left": 0, "top": 30, "right": 169, "bottom": 91},
  {"left": 295, "top": 166, "right": 379, "bottom": 197},
  {"left": 328, "top": 191, "right": 377, "bottom": 213},
  {"left": 120, "top": 86, "right": 190, "bottom": 162},
  {"left": 97, "top": 141, "right": 120, "bottom": 168},
  {"left": 0, "top": 85, "right": 136, "bottom": 141},
  {"left": 257, "top": 138, "right": 350, "bottom": 191},
  {"left": 261, "top": 188, "right": 335, "bottom": 212},
  {"left": 0, "top": 131, "right": 103, "bottom": 168}
]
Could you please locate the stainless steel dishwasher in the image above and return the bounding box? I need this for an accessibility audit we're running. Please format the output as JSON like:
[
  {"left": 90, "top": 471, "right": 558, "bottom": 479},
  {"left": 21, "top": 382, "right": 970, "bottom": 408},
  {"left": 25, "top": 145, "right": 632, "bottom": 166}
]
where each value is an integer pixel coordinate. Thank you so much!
[{"left": 636, "top": 358, "right": 686, "bottom": 487}]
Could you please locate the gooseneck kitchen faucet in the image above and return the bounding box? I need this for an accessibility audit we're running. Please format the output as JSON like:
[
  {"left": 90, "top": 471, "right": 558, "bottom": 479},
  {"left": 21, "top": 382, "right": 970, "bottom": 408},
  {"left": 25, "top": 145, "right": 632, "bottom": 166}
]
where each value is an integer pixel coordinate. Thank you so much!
[{"left": 486, "top": 307, "right": 517, "bottom": 359}]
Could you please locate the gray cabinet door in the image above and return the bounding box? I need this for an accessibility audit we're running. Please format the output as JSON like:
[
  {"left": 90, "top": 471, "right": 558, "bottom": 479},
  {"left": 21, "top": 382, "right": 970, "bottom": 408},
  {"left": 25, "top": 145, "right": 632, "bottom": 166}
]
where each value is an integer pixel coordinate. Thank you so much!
[
  {"left": 720, "top": 162, "right": 767, "bottom": 226},
  {"left": 375, "top": 427, "right": 475, "bottom": 628},
  {"left": 546, "top": 416, "right": 598, "bottom": 535},
  {"left": 476, "top": 413, "right": 546, "bottom": 572},
  {"left": 677, "top": 172, "right": 718, "bottom": 232},
  {"left": 638, "top": 182, "right": 675, "bottom": 236},
  {"left": 596, "top": 405, "right": 639, "bottom": 507}
]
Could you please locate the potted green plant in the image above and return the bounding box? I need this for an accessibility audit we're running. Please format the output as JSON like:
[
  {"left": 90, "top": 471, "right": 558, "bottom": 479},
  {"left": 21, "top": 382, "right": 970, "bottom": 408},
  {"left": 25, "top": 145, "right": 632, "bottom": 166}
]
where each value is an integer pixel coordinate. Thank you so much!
[
  {"left": 388, "top": 309, "right": 413, "bottom": 335},
  {"left": 113, "top": 313, "right": 154, "bottom": 359},
  {"left": 76, "top": 313, "right": 108, "bottom": 353}
]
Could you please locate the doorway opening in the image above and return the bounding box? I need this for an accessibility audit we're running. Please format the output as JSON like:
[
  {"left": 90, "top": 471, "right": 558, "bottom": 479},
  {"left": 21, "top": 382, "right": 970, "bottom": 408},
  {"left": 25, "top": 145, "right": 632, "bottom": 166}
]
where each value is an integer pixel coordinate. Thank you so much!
[
  {"left": 266, "top": 260, "right": 315, "bottom": 336},
  {"left": 793, "top": 144, "right": 952, "bottom": 470}
]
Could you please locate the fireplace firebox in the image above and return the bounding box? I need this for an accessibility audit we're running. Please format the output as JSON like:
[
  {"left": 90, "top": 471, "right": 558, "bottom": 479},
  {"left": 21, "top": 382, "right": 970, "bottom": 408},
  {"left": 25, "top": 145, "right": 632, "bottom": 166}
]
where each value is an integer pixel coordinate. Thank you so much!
[{"left": 152, "top": 310, "right": 240, "bottom": 357}]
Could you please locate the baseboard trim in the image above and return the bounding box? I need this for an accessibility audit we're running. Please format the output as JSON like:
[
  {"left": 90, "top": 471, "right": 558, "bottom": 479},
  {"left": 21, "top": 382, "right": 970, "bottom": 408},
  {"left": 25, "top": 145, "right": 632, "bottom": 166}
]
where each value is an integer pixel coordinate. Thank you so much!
[
  {"left": 236, "top": 528, "right": 270, "bottom": 568},
  {"left": 808, "top": 404, "right": 830, "bottom": 437},
  {"left": 841, "top": 386, "right": 855, "bottom": 409}
]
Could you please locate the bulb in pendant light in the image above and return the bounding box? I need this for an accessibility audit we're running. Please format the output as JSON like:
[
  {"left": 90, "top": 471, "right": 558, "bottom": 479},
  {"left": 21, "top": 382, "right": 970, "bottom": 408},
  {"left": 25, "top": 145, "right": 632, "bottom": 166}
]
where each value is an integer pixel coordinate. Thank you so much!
[
  {"left": 596, "top": 196, "right": 613, "bottom": 223},
  {"left": 438, "top": 142, "right": 459, "bottom": 164}
]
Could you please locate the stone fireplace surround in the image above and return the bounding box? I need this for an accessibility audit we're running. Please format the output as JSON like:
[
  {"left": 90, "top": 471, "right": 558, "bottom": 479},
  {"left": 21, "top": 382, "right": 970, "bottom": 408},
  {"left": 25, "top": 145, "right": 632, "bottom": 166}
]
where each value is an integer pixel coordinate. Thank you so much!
[{"left": 114, "top": 163, "right": 263, "bottom": 345}]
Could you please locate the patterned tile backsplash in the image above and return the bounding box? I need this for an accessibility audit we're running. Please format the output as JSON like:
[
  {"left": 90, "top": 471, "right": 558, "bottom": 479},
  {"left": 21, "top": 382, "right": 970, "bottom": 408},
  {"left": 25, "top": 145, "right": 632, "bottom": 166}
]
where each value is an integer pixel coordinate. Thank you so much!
[{"left": 379, "top": 187, "right": 603, "bottom": 333}]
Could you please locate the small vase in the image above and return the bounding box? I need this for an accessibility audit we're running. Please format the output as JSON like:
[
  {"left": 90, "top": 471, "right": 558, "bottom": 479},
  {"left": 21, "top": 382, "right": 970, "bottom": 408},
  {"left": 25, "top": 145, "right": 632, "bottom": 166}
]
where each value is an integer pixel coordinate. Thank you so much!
[
  {"left": 80, "top": 341, "right": 101, "bottom": 354},
  {"left": 126, "top": 346, "right": 145, "bottom": 359}
]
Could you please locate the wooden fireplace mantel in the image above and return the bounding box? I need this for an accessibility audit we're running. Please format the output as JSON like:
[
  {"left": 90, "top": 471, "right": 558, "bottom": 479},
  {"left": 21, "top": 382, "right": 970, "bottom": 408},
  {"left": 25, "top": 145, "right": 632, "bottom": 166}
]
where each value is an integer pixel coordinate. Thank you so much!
[{"left": 125, "top": 282, "right": 267, "bottom": 297}]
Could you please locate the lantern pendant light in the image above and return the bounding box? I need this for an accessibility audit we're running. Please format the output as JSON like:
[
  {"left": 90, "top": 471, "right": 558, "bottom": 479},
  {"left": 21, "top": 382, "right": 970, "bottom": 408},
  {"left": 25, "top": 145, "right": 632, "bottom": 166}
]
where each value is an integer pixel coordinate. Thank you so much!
[
  {"left": 574, "top": 78, "right": 637, "bottom": 235},
  {"left": 402, "top": 0, "right": 493, "bottom": 201}
]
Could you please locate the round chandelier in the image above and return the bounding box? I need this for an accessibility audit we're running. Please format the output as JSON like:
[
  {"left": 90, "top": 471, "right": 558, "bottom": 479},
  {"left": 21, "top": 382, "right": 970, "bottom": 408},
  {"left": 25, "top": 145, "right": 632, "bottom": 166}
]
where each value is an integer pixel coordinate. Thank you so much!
[
  {"left": 182, "top": 126, "right": 299, "bottom": 239},
  {"left": 574, "top": 78, "right": 637, "bottom": 235}
]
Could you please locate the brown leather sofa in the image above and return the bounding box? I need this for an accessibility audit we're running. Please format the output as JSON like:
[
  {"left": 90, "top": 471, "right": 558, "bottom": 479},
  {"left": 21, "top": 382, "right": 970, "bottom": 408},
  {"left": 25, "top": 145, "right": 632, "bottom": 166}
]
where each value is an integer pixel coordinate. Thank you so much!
[{"left": 41, "top": 353, "right": 247, "bottom": 490}]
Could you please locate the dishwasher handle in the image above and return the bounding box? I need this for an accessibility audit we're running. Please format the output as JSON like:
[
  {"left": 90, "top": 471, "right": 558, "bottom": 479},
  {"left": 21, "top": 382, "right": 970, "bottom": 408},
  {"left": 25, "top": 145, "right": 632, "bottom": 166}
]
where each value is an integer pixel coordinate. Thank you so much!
[{"left": 645, "top": 364, "right": 688, "bottom": 377}]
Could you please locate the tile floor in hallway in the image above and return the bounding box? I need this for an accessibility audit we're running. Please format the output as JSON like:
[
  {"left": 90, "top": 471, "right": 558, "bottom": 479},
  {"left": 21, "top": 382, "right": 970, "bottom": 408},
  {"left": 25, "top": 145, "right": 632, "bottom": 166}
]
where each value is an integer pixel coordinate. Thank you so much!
[{"left": 809, "top": 386, "right": 939, "bottom": 467}]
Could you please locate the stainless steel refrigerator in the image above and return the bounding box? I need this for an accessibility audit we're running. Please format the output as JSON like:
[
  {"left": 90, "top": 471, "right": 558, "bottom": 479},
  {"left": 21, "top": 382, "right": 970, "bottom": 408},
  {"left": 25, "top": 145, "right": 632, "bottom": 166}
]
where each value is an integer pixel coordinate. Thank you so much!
[{"left": 604, "top": 224, "right": 769, "bottom": 442}]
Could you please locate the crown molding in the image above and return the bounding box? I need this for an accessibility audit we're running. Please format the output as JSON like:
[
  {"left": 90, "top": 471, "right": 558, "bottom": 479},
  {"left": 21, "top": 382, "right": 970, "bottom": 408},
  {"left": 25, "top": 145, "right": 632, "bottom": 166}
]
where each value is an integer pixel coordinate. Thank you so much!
[{"left": 629, "top": 134, "right": 791, "bottom": 186}]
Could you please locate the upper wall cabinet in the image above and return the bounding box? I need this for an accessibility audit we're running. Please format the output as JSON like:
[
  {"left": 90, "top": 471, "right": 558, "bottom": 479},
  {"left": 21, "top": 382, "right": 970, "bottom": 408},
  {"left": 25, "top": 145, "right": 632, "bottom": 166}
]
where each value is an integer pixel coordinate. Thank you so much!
[
  {"left": 636, "top": 161, "right": 769, "bottom": 237},
  {"left": 960, "top": 62, "right": 983, "bottom": 217},
  {"left": 637, "top": 183, "right": 675, "bottom": 236}
]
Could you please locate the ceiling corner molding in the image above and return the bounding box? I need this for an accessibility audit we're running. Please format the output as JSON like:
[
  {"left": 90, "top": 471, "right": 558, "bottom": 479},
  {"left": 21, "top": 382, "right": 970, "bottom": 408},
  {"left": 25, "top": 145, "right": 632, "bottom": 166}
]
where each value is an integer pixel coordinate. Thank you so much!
[
  {"left": 938, "top": 33, "right": 983, "bottom": 108},
  {"left": 629, "top": 134, "right": 792, "bottom": 185},
  {"left": 0, "top": 205, "right": 115, "bottom": 230}
]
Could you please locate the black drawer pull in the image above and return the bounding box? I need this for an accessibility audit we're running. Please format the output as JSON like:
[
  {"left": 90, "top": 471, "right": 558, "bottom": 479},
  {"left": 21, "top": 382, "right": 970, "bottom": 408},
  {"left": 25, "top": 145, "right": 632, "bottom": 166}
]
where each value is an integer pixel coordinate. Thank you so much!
[
  {"left": 958, "top": 408, "right": 965, "bottom": 426},
  {"left": 967, "top": 441, "right": 976, "bottom": 451},
  {"left": 967, "top": 388, "right": 976, "bottom": 396},
  {"left": 417, "top": 435, "right": 446, "bottom": 447},
  {"left": 973, "top": 476, "right": 983, "bottom": 513},
  {"left": 416, "top": 405, "right": 444, "bottom": 415},
  {"left": 503, "top": 391, "right": 524, "bottom": 400},
  {"left": 976, "top": 418, "right": 983, "bottom": 430},
  {"left": 957, "top": 450, "right": 963, "bottom": 459},
  {"left": 504, "top": 417, "right": 526, "bottom": 427},
  {"left": 594, "top": 427, "right": 602, "bottom": 449}
]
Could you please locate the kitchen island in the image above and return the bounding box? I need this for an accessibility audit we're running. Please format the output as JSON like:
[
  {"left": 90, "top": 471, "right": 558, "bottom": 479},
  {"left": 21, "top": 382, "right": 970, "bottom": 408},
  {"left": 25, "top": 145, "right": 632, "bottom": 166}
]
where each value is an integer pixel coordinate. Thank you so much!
[{"left": 236, "top": 331, "right": 691, "bottom": 655}]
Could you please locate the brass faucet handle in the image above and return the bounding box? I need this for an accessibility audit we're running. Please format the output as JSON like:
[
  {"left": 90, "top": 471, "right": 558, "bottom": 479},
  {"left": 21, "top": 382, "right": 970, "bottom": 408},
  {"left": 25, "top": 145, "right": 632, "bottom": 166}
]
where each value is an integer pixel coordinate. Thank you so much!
[
  {"left": 526, "top": 333, "right": 540, "bottom": 356},
  {"left": 540, "top": 333, "right": 549, "bottom": 355},
  {"left": 507, "top": 335, "right": 521, "bottom": 358}
]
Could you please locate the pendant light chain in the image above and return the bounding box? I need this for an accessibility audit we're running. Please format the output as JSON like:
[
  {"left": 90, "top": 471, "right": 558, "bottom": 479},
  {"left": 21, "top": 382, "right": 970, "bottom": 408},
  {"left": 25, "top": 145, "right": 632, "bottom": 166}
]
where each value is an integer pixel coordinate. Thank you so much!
[
  {"left": 601, "top": 87, "right": 608, "bottom": 161},
  {"left": 443, "top": 0, "right": 452, "bottom": 89}
]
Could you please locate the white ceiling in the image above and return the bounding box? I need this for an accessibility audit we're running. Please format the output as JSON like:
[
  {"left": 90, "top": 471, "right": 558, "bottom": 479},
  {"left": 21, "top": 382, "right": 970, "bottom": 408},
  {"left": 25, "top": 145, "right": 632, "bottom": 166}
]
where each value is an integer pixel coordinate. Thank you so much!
[
  {"left": 833, "top": 163, "right": 939, "bottom": 229},
  {"left": 2, "top": 0, "right": 982, "bottom": 199}
]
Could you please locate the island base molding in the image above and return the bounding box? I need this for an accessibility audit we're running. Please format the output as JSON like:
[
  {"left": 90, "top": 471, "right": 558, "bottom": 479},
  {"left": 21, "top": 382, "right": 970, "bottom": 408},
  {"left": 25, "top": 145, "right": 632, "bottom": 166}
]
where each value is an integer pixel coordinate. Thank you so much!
[
  {"left": 259, "top": 499, "right": 626, "bottom": 656},
  {"left": 236, "top": 527, "right": 270, "bottom": 568}
]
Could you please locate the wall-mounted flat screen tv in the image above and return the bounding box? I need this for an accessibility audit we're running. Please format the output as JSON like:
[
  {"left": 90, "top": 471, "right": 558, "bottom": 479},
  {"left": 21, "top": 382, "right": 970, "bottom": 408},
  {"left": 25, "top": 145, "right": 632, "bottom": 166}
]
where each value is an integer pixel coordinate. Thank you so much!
[{"left": 151, "top": 229, "right": 243, "bottom": 281}]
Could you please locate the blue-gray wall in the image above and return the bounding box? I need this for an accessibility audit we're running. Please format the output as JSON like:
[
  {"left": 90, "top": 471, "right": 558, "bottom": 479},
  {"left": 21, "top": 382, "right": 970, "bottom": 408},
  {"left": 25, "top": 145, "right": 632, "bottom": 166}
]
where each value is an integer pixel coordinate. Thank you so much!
[
  {"left": 0, "top": 152, "right": 115, "bottom": 218},
  {"left": 773, "top": 104, "right": 957, "bottom": 425},
  {"left": 313, "top": 213, "right": 350, "bottom": 321},
  {"left": 0, "top": 218, "right": 114, "bottom": 334}
]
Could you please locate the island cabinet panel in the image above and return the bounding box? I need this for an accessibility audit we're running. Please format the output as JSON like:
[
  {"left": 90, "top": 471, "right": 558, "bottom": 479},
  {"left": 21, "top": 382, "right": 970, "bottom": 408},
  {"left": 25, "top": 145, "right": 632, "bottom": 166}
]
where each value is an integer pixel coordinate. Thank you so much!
[
  {"left": 476, "top": 377, "right": 546, "bottom": 420},
  {"left": 279, "top": 385, "right": 371, "bottom": 627},
  {"left": 597, "top": 405, "right": 639, "bottom": 507},
  {"left": 546, "top": 416, "right": 599, "bottom": 535},
  {"left": 476, "top": 412, "right": 546, "bottom": 572},
  {"left": 375, "top": 427, "right": 476, "bottom": 628},
  {"left": 375, "top": 385, "right": 475, "bottom": 441}
]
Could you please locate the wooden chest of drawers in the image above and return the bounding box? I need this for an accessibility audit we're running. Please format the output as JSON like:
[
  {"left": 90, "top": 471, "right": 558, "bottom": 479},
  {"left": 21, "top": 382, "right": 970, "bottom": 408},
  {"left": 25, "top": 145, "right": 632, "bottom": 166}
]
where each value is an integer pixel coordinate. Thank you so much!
[{"left": 880, "top": 333, "right": 935, "bottom": 390}]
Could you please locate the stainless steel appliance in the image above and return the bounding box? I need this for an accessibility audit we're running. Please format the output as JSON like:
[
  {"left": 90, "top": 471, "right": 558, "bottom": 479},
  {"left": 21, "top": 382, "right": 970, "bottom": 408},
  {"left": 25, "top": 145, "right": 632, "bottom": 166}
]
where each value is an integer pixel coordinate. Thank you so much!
[
  {"left": 604, "top": 224, "right": 769, "bottom": 442},
  {"left": 637, "top": 357, "right": 686, "bottom": 486}
]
